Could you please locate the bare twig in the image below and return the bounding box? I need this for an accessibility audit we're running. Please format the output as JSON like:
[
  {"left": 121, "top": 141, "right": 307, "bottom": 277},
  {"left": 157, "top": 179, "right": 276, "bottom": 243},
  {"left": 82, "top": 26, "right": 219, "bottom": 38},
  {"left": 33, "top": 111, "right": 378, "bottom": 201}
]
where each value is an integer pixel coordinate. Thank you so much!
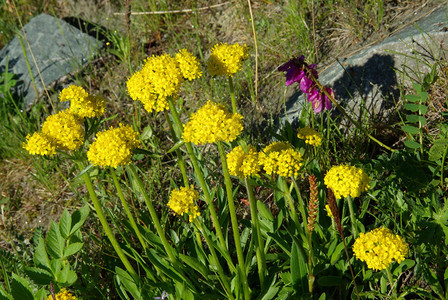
[{"left": 113, "top": 1, "right": 233, "bottom": 16}]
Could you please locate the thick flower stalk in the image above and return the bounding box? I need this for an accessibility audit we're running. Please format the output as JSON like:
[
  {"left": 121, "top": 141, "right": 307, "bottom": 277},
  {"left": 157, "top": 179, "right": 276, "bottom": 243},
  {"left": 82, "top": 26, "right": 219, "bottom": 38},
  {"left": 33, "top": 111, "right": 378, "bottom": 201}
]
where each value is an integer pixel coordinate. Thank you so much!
[
  {"left": 23, "top": 132, "right": 57, "bottom": 156},
  {"left": 87, "top": 124, "right": 140, "bottom": 168},
  {"left": 324, "top": 164, "right": 370, "bottom": 199},
  {"left": 207, "top": 43, "right": 248, "bottom": 77},
  {"left": 182, "top": 100, "right": 243, "bottom": 145},
  {"left": 59, "top": 85, "right": 105, "bottom": 118},
  {"left": 226, "top": 145, "right": 260, "bottom": 178},
  {"left": 353, "top": 228, "right": 409, "bottom": 271},
  {"left": 41, "top": 110, "right": 85, "bottom": 151},
  {"left": 259, "top": 142, "right": 303, "bottom": 177},
  {"left": 278, "top": 55, "right": 332, "bottom": 113},
  {"left": 168, "top": 186, "right": 201, "bottom": 222},
  {"left": 47, "top": 288, "right": 78, "bottom": 300},
  {"left": 297, "top": 127, "right": 322, "bottom": 147}
]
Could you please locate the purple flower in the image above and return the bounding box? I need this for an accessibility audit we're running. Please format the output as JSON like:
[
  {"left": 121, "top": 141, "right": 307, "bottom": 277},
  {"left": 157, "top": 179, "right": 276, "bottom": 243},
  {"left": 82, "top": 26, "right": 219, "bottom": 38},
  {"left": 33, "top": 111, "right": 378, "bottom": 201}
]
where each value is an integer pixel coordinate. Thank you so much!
[
  {"left": 278, "top": 56, "right": 307, "bottom": 86},
  {"left": 300, "top": 76, "right": 313, "bottom": 94},
  {"left": 307, "top": 87, "right": 333, "bottom": 113}
]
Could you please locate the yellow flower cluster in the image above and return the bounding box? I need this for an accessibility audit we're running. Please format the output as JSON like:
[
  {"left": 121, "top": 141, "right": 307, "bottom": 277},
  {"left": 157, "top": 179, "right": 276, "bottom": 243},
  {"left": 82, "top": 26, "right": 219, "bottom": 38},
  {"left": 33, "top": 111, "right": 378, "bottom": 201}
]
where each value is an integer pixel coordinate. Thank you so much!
[
  {"left": 59, "top": 85, "right": 105, "bottom": 118},
  {"left": 175, "top": 49, "right": 203, "bottom": 81},
  {"left": 127, "top": 50, "right": 202, "bottom": 112},
  {"left": 297, "top": 127, "right": 322, "bottom": 146},
  {"left": 325, "top": 204, "right": 334, "bottom": 218},
  {"left": 167, "top": 186, "right": 200, "bottom": 222},
  {"left": 41, "top": 110, "right": 85, "bottom": 151},
  {"left": 87, "top": 124, "right": 140, "bottom": 168},
  {"left": 182, "top": 101, "right": 243, "bottom": 145},
  {"left": 23, "top": 132, "right": 57, "bottom": 156},
  {"left": 324, "top": 164, "right": 370, "bottom": 199},
  {"left": 353, "top": 227, "right": 408, "bottom": 271},
  {"left": 207, "top": 43, "right": 248, "bottom": 77},
  {"left": 259, "top": 142, "right": 303, "bottom": 177},
  {"left": 227, "top": 145, "right": 260, "bottom": 178},
  {"left": 47, "top": 288, "right": 78, "bottom": 300}
]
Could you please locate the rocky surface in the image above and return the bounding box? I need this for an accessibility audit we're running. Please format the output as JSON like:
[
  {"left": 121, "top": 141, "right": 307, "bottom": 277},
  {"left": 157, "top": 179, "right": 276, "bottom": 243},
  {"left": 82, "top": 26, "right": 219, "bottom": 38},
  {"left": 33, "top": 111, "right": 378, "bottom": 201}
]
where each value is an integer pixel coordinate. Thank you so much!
[{"left": 0, "top": 14, "right": 103, "bottom": 108}]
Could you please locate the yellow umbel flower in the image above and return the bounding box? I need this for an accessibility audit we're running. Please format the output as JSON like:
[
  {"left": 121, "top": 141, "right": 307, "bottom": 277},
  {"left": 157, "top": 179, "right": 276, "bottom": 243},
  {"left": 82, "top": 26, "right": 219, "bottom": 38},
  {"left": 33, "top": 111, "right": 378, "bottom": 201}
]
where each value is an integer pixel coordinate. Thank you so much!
[
  {"left": 168, "top": 186, "right": 200, "bottom": 222},
  {"left": 207, "top": 43, "right": 248, "bottom": 77},
  {"left": 259, "top": 142, "right": 303, "bottom": 177},
  {"left": 23, "top": 132, "right": 57, "bottom": 156},
  {"left": 297, "top": 127, "right": 322, "bottom": 146},
  {"left": 324, "top": 164, "right": 370, "bottom": 199},
  {"left": 59, "top": 85, "right": 105, "bottom": 118},
  {"left": 175, "top": 49, "right": 202, "bottom": 80},
  {"left": 41, "top": 110, "right": 85, "bottom": 151},
  {"left": 353, "top": 227, "right": 408, "bottom": 271},
  {"left": 182, "top": 101, "right": 243, "bottom": 145},
  {"left": 47, "top": 288, "right": 78, "bottom": 300},
  {"left": 227, "top": 145, "right": 260, "bottom": 178},
  {"left": 127, "top": 54, "right": 183, "bottom": 112},
  {"left": 87, "top": 124, "right": 141, "bottom": 168},
  {"left": 59, "top": 85, "right": 89, "bottom": 103}
]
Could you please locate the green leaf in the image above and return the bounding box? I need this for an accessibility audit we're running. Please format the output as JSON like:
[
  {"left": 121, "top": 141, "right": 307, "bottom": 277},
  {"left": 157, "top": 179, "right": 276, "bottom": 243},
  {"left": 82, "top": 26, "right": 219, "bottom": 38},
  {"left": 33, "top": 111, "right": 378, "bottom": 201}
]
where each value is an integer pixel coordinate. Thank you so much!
[
  {"left": 261, "top": 285, "right": 279, "bottom": 300},
  {"left": 114, "top": 267, "right": 142, "bottom": 300},
  {"left": 406, "top": 114, "right": 426, "bottom": 125},
  {"left": 56, "top": 263, "right": 77, "bottom": 286},
  {"left": 318, "top": 276, "right": 344, "bottom": 286},
  {"left": 178, "top": 254, "right": 210, "bottom": 278},
  {"left": 10, "top": 273, "right": 33, "bottom": 300},
  {"left": 429, "top": 139, "right": 448, "bottom": 161},
  {"left": 392, "top": 259, "right": 416, "bottom": 276},
  {"left": 24, "top": 267, "right": 53, "bottom": 285},
  {"left": 167, "top": 139, "right": 185, "bottom": 154},
  {"left": 33, "top": 237, "right": 51, "bottom": 271},
  {"left": 290, "top": 242, "right": 307, "bottom": 294},
  {"left": 403, "top": 103, "right": 420, "bottom": 112},
  {"left": 63, "top": 242, "right": 84, "bottom": 258},
  {"left": 401, "top": 125, "right": 420, "bottom": 135},
  {"left": 405, "top": 95, "right": 420, "bottom": 103},
  {"left": 59, "top": 210, "right": 71, "bottom": 239},
  {"left": 70, "top": 205, "right": 89, "bottom": 236},
  {"left": 46, "top": 221, "right": 64, "bottom": 259},
  {"left": 403, "top": 140, "right": 421, "bottom": 149},
  {"left": 33, "top": 289, "right": 47, "bottom": 300},
  {"left": 257, "top": 201, "right": 274, "bottom": 221},
  {"left": 330, "top": 242, "right": 345, "bottom": 264},
  {"left": 0, "top": 287, "right": 12, "bottom": 300},
  {"left": 418, "top": 105, "right": 428, "bottom": 114}
]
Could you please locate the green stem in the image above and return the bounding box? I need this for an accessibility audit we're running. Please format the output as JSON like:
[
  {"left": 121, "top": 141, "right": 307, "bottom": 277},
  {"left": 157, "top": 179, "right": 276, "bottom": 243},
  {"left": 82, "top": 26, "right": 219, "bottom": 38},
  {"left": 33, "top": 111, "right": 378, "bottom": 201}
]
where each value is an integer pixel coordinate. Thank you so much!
[
  {"left": 77, "top": 162, "right": 137, "bottom": 279},
  {"left": 346, "top": 196, "right": 358, "bottom": 238},
  {"left": 217, "top": 142, "right": 250, "bottom": 300},
  {"left": 163, "top": 110, "right": 189, "bottom": 187},
  {"left": 110, "top": 168, "right": 147, "bottom": 250},
  {"left": 245, "top": 177, "right": 266, "bottom": 289},
  {"left": 280, "top": 177, "right": 307, "bottom": 244},
  {"left": 292, "top": 178, "right": 310, "bottom": 234},
  {"left": 228, "top": 76, "right": 237, "bottom": 114},
  {"left": 385, "top": 266, "right": 397, "bottom": 296},
  {"left": 126, "top": 165, "right": 177, "bottom": 264}
]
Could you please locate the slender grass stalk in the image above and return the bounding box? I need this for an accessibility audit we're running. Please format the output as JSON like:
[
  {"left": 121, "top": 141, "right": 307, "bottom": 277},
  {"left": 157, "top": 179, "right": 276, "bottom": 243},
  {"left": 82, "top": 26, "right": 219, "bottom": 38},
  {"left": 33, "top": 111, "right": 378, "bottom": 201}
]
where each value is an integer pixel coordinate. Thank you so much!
[
  {"left": 292, "top": 177, "right": 310, "bottom": 233},
  {"left": 110, "top": 168, "right": 147, "bottom": 250},
  {"left": 167, "top": 98, "right": 227, "bottom": 251},
  {"left": 194, "top": 219, "right": 234, "bottom": 300},
  {"left": 76, "top": 162, "right": 138, "bottom": 280},
  {"left": 385, "top": 266, "right": 397, "bottom": 297},
  {"left": 346, "top": 196, "right": 358, "bottom": 238},
  {"left": 228, "top": 76, "right": 237, "bottom": 114},
  {"left": 126, "top": 165, "right": 177, "bottom": 263},
  {"left": 244, "top": 177, "right": 266, "bottom": 288},
  {"left": 0, "top": 255, "right": 10, "bottom": 294},
  {"left": 216, "top": 141, "right": 250, "bottom": 300},
  {"left": 280, "top": 176, "right": 307, "bottom": 243}
]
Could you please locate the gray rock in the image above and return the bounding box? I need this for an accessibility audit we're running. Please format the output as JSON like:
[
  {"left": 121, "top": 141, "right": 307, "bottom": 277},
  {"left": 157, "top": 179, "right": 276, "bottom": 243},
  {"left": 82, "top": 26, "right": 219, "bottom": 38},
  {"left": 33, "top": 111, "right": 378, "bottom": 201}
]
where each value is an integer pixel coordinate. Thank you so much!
[
  {"left": 0, "top": 14, "right": 103, "bottom": 108},
  {"left": 281, "top": 5, "right": 448, "bottom": 126}
]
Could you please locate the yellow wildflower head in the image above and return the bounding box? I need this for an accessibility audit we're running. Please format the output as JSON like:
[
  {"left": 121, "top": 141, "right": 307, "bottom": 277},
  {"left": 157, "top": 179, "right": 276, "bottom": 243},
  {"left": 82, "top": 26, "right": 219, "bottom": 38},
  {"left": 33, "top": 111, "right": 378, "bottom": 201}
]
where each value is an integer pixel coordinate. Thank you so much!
[
  {"left": 59, "top": 85, "right": 89, "bottom": 103},
  {"left": 324, "top": 164, "right": 370, "bottom": 199},
  {"left": 227, "top": 145, "right": 260, "bottom": 178},
  {"left": 175, "top": 49, "right": 202, "bottom": 81},
  {"left": 207, "top": 43, "right": 248, "bottom": 77},
  {"left": 182, "top": 101, "right": 243, "bottom": 145},
  {"left": 168, "top": 186, "right": 200, "bottom": 222},
  {"left": 297, "top": 127, "right": 322, "bottom": 147},
  {"left": 41, "top": 110, "right": 85, "bottom": 151},
  {"left": 259, "top": 142, "right": 303, "bottom": 177},
  {"left": 23, "top": 132, "right": 57, "bottom": 156},
  {"left": 353, "top": 227, "right": 408, "bottom": 271},
  {"left": 69, "top": 94, "right": 106, "bottom": 118},
  {"left": 325, "top": 204, "right": 334, "bottom": 218},
  {"left": 126, "top": 54, "right": 183, "bottom": 112},
  {"left": 87, "top": 124, "right": 141, "bottom": 168},
  {"left": 47, "top": 288, "right": 78, "bottom": 300}
]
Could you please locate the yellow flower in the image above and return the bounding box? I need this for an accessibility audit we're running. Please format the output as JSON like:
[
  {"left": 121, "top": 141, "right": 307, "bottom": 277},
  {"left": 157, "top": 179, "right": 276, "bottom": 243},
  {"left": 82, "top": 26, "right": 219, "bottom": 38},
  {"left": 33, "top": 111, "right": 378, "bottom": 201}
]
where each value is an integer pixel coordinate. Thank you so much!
[
  {"left": 47, "top": 288, "right": 78, "bottom": 300},
  {"left": 23, "top": 132, "right": 57, "bottom": 156},
  {"left": 324, "top": 164, "right": 370, "bottom": 199},
  {"left": 325, "top": 204, "right": 334, "bottom": 218},
  {"left": 41, "top": 110, "right": 85, "bottom": 151},
  {"left": 59, "top": 85, "right": 89, "bottom": 103},
  {"left": 168, "top": 186, "right": 200, "bottom": 222},
  {"left": 259, "top": 142, "right": 303, "bottom": 177},
  {"left": 87, "top": 124, "right": 140, "bottom": 168},
  {"left": 59, "top": 85, "right": 105, "bottom": 118},
  {"left": 227, "top": 145, "right": 260, "bottom": 178},
  {"left": 207, "top": 43, "right": 248, "bottom": 77},
  {"left": 297, "top": 127, "right": 322, "bottom": 146},
  {"left": 127, "top": 54, "right": 183, "bottom": 112},
  {"left": 353, "top": 227, "right": 408, "bottom": 271},
  {"left": 175, "top": 49, "right": 202, "bottom": 80},
  {"left": 182, "top": 101, "right": 243, "bottom": 145}
]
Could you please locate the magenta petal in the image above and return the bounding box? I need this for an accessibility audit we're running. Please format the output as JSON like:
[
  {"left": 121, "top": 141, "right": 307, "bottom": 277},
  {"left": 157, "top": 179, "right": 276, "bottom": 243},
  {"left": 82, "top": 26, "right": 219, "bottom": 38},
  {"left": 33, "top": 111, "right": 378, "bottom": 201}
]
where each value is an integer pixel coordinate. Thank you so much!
[
  {"left": 312, "top": 94, "right": 324, "bottom": 113},
  {"left": 285, "top": 68, "right": 304, "bottom": 86},
  {"left": 278, "top": 60, "right": 294, "bottom": 72},
  {"left": 300, "top": 77, "right": 313, "bottom": 93}
]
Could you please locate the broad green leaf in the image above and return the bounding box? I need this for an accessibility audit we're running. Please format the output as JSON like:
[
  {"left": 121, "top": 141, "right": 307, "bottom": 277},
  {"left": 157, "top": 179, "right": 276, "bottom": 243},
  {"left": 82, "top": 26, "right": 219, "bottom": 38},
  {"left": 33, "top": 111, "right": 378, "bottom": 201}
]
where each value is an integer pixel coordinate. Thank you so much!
[
  {"left": 418, "top": 105, "right": 428, "bottom": 114},
  {"left": 33, "top": 289, "right": 47, "bottom": 300},
  {"left": 393, "top": 259, "right": 415, "bottom": 276},
  {"left": 24, "top": 267, "right": 53, "bottom": 285},
  {"left": 59, "top": 210, "right": 71, "bottom": 239},
  {"left": 70, "top": 205, "right": 89, "bottom": 236},
  {"left": 261, "top": 285, "right": 279, "bottom": 300},
  {"left": 403, "top": 140, "right": 421, "bottom": 149},
  {"left": 404, "top": 94, "right": 420, "bottom": 103},
  {"left": 406, "top": 114, "right": 426, "bottom": 125},
  {"left": 178, "top": 254, "right": 210, "bottom": 278},
  {"left": 0, "top": 287, "right": 12, "bottom": 300},
  {"left": 318, "top": 276, "right": 344, "bottom": 286},
  {"left": 11, "top": 273, "right": 33, "bottom": 300},
  {"left": 429, "top": 139, "right": 448, "bottom": 161},
  {"left": 401, "top": 125, "right": 420, "bottom": 135},
  {"left": 63, "top": 243, "right": 84, "bottom": 258},
  {"left": 403, "top": 103, "right": 420, "bottom": 112},
  {"left": 115, "top": 267, "right": 142, "bottom": 300},
  {"left": 257, "top": 200, "right": 274, "bottom": 221},
  {"left": 46, "top": 221, "right": 64, "bottom": 259},
  {"left": 57, "top": 263, "right": 77, "bottom": 286},
  {"left": 33, "top": 237, "right": 51, "bottom": 271},
  {"left": 330, "top": 242, "right": 345, "bottom": 264},
  {"left": 290, "top": 242, "right": 307, "bottom": 294}
]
